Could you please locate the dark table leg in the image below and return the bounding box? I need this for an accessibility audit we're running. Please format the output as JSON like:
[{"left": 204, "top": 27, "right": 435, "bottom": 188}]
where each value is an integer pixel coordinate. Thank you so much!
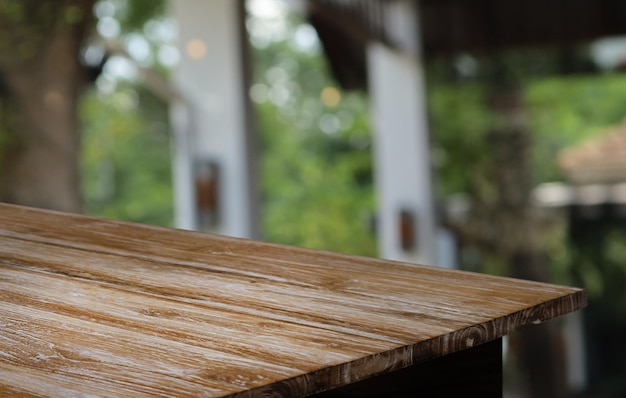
[{"left": 312, "top": 338, "right": 503, "bottom": 397}]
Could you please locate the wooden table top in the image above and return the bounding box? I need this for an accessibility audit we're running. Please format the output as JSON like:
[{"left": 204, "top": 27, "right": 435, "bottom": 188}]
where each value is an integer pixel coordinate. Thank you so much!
[{"left": 0, "top": 204, "right": 586, "bottom": 397}]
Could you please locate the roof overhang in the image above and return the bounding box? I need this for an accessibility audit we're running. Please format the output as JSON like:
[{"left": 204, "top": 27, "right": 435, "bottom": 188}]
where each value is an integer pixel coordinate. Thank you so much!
[{"left": 306, "top": 0, "right": 626, "bottom": 89}]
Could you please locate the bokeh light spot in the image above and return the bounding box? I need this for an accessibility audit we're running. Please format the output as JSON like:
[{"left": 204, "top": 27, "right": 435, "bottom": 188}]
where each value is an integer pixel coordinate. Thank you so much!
[
  {"left": 321, "top": 87, "right": 341, "bottom": 107},
  {"left": 186, "top": 39, "right": 207, "bottom": 59}
]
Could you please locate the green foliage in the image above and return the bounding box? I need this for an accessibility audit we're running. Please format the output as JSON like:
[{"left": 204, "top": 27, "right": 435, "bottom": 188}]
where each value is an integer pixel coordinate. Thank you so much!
[
  {"left": 0, "top": 0, "right": 95, "bottom": 65},
  {"left": 427, "top": 83, "right": 495, "bottom": 198},
  {"left": 251, "top": 13, "right": 376, "bottom": 256},
  {"left": 0, "top": 1, "right": 26, "bottom": 22},
  {"left": 80, "top": 85, "right": 173, "bottom": 226},
  {"left": 94, "top": 0, "right": 164, "bottom": 33},
  {"left": 526, "top": 73, "right": 626, "bottom": 182},
  {"left": 79, "top": 0, "right": 174, "bottom": 226},
  {"left": 120, "top": 0, "right": 164, "bottom": 32},
  {"left": 429, "top": 71, "right": 626, "bottom": 194},
  {"left": 258, "top": 101, "right": 376, "bottom": 256}
]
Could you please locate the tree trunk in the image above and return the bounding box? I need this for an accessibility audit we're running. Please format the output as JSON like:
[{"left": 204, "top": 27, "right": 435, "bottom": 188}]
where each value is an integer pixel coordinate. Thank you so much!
[
  {"left": 0, "top": 0, "right": 95, "bottom": 213},
  {"left": 489, "top": 89, "right": 567, "bottom": 398}
]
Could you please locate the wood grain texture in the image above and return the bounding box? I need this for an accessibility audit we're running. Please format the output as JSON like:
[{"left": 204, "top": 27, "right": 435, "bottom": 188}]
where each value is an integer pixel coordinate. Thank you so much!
[{"left": 0, "top": 204, "right": 586, "bottom": 397}]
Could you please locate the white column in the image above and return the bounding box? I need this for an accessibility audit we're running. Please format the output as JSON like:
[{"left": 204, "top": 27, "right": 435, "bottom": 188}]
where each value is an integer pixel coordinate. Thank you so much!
[
  {"left": 367, "top": 7, "right": 437, "bottom": 265},
  {"left": 169, "top": 0, "right": 255, "bottom": 238},
  {"left": 564, "top": 311, "right": 587, "bottom": 392},
  {"left": 169, "top": 100, "right": 195, "bottom": 230}
]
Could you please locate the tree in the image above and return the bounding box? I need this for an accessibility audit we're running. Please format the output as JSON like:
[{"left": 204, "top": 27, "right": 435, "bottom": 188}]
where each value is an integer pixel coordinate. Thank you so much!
[
  {"left": 0, "top": 0, "right": 96, "bottom": 212},
  {"left": 0, "top": 0, "right": 166, "bottom": 214},
  {"left": 81, "top": 84, "right": 173, "bottom": 226}
]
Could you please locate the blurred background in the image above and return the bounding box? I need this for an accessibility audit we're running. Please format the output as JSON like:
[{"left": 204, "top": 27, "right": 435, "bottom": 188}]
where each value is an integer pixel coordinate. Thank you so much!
[{"left": 1, "top": 0, "right": 625, "bottom": 396}]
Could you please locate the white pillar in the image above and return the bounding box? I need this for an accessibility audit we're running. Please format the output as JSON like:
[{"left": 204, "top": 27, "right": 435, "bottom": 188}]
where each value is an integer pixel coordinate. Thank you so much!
[
  {"left": 169, "top": 100, "right": 195, "bottom": 230},
  {"left": 169, "top": 0, "right": 256, "bottom": 238},
  {"left": 368, "top": 44, "right": 437, "bottom": 265},
  {"left": 564, "top": 311, "right": 588, "bottom": 392},
  {"left": 367, "top": 1, "right": 437, "bottom": 265}
]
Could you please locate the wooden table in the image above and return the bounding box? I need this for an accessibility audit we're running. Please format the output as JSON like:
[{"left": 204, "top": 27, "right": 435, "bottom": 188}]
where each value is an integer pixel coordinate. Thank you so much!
[{"left": 0, "top": 204, "right": 586, "bottom": 397}]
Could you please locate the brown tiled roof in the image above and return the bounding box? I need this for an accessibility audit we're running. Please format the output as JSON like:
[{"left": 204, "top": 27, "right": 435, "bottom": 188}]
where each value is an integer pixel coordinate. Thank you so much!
[{"left": 558, "top": 122, "right": 626, "bottom": 184}]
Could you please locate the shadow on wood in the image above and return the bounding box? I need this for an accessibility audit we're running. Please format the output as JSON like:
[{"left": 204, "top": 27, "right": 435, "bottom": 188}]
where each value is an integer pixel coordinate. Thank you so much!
[{"left": 313, "top": 338, "right": 502, "bottom": 397}]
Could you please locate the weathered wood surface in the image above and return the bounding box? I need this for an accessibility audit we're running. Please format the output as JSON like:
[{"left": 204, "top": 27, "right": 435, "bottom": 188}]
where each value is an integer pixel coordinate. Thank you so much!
[{"left": 0, "top": 204, "right": 586, "bottom": 397}]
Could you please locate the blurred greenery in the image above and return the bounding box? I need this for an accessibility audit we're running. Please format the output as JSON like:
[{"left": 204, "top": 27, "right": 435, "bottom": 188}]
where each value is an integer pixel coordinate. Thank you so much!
[
  {"left": 527, "top": 74, "right": 626, "bottom": 181},
  {"left": 427, "top": 83, "right": 495, "bottom": 198},
  {"left": 121, "top": 0, "right": 165, "bottom": 32},
  {"left": 79, "top": 0, "right": 172, "bottom": 226},
  {"left": 250, "top": 13, "right": 377, "bottom": 256},
  {"left": 428, "top": 68, "right": 626, "bottom": 198},
  {"left": 81, "top": 85, "right": 173, "bottom": 226}
]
